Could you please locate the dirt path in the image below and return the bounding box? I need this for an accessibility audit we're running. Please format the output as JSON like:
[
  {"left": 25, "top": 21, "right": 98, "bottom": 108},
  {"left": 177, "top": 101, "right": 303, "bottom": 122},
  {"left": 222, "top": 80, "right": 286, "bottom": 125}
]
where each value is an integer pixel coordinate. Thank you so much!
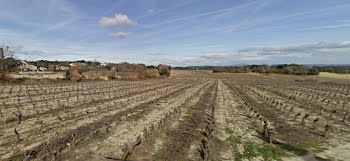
[{"left": 207, "top": 80, "right": 263, "bottom": 160}]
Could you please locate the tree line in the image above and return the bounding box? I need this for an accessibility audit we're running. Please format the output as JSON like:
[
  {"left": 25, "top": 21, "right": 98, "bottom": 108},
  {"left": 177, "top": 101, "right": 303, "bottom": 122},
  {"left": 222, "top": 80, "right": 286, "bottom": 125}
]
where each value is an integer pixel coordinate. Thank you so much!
[{"left": 201, "top": 64, "right": 350, "bottom": 75}]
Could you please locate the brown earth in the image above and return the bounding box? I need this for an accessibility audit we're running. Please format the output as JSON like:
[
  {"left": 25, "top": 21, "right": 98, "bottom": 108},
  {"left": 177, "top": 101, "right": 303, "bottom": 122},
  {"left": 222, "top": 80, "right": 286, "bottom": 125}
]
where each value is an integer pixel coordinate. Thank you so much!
[{"left": 0, "top": 70, "right": 349, "bottom": 161}]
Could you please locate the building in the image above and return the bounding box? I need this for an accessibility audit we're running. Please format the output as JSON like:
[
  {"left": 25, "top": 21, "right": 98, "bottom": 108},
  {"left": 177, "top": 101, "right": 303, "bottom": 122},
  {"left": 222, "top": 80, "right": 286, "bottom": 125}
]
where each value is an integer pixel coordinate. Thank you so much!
[
  {"left": 100, "top": 62, "right": 109, "bottom": 67},
  {"left": 19, "top": 60, "right": 29, "bottom": 66},
  {"left": 48, "top": 65, "right": 56, "bottom": 71},
  {"left": 56, "top": 66, "right": 69, "bottom": 71},
  {"left": 69, "top": 62, "right": 86, "bottom": 67},
  {"left": 39, "top": 67, "right": 48, "bottom": 71},
  {"left": 18, "top": 65, "right": 38, "bottom": 72}
]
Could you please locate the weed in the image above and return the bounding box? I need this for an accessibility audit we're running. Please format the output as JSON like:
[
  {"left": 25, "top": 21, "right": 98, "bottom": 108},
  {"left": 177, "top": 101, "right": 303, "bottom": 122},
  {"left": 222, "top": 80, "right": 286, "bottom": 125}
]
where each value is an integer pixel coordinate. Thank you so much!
[
  {"left": 225, "top": 128, "right": 233, "bottom": 134},
  {"left": 257, "top": 144, "right": 288, "bottom": 161},
  {"left": 294, "top": 132, "right": 327, "bottom": 153},
  {"left": 235, "top": 141, "right": 257, "bottom": 161},
  {"left": 227, "top": 136, "right": 242, "bottom": 144},
  {"left": 235, "top": 141, "right": 288, "bottom": 161},
  {"left": 8, "top": 155, "right": 22, "bottom": 161},
  {"left": 91, "top": 130, "right": 104, "bottom": 139}
]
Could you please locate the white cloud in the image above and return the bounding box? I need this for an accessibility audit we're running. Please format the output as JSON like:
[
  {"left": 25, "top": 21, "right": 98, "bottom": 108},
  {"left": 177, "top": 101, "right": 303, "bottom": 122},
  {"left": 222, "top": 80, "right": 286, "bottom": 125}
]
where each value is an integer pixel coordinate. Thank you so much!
[
  {"left": 143, "top": 51, "right": 268, "bottom": 66},
  {"left": 100, "top": 13, "right": 137, "bottom": 28},
  {"left": 238, "top": 41, "right": 350, "bottom": 55},
  {"left": 303, "top": 24, "right": 350, "bottom": 30},
  {"left": 144, "top": 41, "right": 350, "bottom": 66},
  {"left": 46, "top": 0, "right": 81, "bottom": 31},
  {"left": 199, "top": 51, "right": 267, "bottom": 62},
  {"left": 109, "top": 32, "right": 131, "bottom": 38},
  {"left": 142, "top": 0, "right": 261, "bottom": 29},
  {"left": 3, "top": 41, "right": 350, "bottom": 66},
  {"left": 147, "top": 9, "right": 154, "bottom": 14}
]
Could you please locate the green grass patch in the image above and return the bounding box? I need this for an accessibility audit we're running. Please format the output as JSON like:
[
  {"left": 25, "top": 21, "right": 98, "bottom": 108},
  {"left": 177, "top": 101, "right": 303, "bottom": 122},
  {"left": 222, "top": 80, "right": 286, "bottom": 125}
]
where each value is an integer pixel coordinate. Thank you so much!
[
  {"left": 274, "top": 130, "right": 327, "bottom": 156},
  {"left": 92, "top": 131, "right": 103, "bottom": 138},
  {"left": 297, "top": 136, "right": 327, "bottom": 153},
  {"left": 279, "top": 143, "right": 308, "bottom": 156},
  {"left": 225, "top": 128, "right": 233, "bottom": 134},
  {"left": 235, "top": 141, "right": 258, "bottom": 161},
  {"left": 291, "top": 131, "right": 327, "bottom": 154},
  {"left": 257, "top": 144, "right": 288, "bottom": 161},
  {"left": 227, "top": 136, "right": 242, "bottom": 144},
  {"left": 8, "top": 155, "right": 22, "bottom": 161},
  {"left": 234, "top": 141, "right": 288, "bottom": 161}
]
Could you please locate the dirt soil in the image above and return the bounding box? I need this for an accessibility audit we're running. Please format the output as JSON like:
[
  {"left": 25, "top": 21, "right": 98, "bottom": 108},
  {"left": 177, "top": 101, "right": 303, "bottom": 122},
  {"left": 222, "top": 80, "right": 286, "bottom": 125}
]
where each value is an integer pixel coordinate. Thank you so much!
[{"left": 1, "top": 70, "right": 349, "bottom": 161}]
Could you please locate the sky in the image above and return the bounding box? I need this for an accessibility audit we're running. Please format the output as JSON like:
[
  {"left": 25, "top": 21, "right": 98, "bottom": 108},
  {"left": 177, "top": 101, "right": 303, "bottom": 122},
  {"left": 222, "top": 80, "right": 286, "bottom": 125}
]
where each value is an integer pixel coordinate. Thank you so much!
[{"left": 0, "top": 0, "right": 350, "bottom": 66}]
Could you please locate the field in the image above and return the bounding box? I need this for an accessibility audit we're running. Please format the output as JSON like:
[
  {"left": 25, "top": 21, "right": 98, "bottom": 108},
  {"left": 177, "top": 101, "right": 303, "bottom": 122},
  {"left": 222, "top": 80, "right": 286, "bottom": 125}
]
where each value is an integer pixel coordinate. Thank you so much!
[
  {"left": 1, "top": 70, "right": 349, "bottom": 161},
  {"left": 319, "top": 72, "right": 350, "bottom": 80},
  {"left": 10, "top": 72, "right": 66, "bottom": 80}
]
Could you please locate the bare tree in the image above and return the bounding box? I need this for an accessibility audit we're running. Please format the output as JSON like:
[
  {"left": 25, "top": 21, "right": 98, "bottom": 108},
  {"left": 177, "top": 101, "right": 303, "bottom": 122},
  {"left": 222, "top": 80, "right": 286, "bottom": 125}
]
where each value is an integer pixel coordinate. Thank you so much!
[
  {"left": 0, "top": 46, "right": 14, "bottom": 79},
  {"left": 4, "top": 46, "right": 14, "bottom": 58}
]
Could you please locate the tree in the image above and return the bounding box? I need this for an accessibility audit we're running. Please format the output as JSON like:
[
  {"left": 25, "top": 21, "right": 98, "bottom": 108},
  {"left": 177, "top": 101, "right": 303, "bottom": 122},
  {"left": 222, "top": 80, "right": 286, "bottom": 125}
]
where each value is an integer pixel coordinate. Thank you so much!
[
  {"left": 3, "top": 46, "right": 14, "bottom": 58},
  {"left": 105, "top": 64, "right": 112, "bottom": 71},
  {"left": 159, "top": 68, "right": 170, "bottom": 76},
  {"left": 0, "top": 46, "right": 14, "bottom": 81},
  {"left": 65, "top": 70, "right": 71, "bottom": 80},
  {"left": 308, "top": 68, "right": 320, "bottom": 75},
  {"left": 158, "top": 64, "right": 171, "bottom": 76}
]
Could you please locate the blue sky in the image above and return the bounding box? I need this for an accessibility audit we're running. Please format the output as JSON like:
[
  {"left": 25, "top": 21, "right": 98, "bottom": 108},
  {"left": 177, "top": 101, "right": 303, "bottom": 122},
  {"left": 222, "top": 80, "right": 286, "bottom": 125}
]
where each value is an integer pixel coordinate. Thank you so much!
[{"left": 0, "top": 0, "right": 350, "bottom": 66}]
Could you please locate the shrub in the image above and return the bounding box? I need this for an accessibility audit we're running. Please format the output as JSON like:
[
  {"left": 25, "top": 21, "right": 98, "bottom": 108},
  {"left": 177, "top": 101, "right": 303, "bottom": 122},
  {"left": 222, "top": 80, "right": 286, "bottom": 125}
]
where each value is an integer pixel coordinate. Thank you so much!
[
  {"left": 308, "top": 68, "right": 320, "bottom": 75},
  {"left": 158, "top": 64, "right": 171, "bottom": 77},
  {"left": 0, "top": 71, "right": 11, "bottom": 81},
  {"left": 69, "top": 70, "right": 81, "bottom": 82},
  {"left": 159, "top": 68, "right": 170, "bottom": 76},
  {"left": 205, "top": 64, "right": 323, "bottom": 76},
  {"left": 105, "top": 64, "right": 113, "bottom": 71},
  {"left": 88, "top": 70, "right": 98, "bottom": 80},
  {"left": 107, "top": 75, "right": 115, "bottom": 80},
  {"left": 64, "top": 70, "right": 71, "bottom": 80}
]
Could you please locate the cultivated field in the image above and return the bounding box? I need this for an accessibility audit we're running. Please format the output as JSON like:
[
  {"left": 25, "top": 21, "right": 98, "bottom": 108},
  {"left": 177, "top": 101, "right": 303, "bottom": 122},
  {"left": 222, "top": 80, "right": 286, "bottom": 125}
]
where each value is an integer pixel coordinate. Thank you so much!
[
  {"left": 1, "top": 70, "right": 349, "bottom": 161},
  {"left": 319, "top": 72, "right": 350, "bottom": 80}
]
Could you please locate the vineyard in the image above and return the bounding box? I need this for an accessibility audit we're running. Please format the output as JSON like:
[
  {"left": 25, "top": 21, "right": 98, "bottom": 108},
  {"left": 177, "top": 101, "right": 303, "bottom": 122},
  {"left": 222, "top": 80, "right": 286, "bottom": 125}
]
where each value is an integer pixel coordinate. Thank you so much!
[{"left": 0, "top": 70, "right": 349, "bottom": 161}]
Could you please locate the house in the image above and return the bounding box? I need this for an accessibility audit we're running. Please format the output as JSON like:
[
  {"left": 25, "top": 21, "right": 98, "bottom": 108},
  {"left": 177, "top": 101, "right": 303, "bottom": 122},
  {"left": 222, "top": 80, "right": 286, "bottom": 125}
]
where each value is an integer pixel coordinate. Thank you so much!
[
  {"left": 19, "top": 60, "right": 29, "bottom": 66},
  {"left": 69, "top": 62, "right": 86, "bottom": 67},
  {"left": 18, "top": 60, "right": 38, "bottom": 72},
  {"left": 56, "top": 66, "right": 69, "bottom": 71},
  {"left": 39, "top": 67, "right": 48, "bottom": 71},
  {"left": 100, "top": 62, "right": 109, "bottom": 67},
  {"left": 18, "top": 65, "right": 38, "bottom": 72},
  {"left": 48, "top": 65, "right": 56, "bottom": 71},
  {"left": 69, "top": 63, "right": 76, "bottom": 67}
]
